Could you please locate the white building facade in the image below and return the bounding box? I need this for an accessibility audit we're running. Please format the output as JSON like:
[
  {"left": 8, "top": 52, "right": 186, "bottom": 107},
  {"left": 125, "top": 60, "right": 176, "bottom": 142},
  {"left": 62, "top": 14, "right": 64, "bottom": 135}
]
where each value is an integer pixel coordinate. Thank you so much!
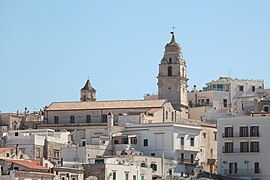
[{"left": 218, "top": 116, "right": 270, "bottom": 179}]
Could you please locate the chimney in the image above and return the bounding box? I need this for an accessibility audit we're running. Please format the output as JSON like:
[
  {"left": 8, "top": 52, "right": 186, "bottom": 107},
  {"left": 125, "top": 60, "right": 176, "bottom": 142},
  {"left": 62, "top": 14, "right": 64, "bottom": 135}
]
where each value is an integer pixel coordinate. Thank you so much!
[{"left": 193, "top": 85, "right": 197, "bottom": 92}]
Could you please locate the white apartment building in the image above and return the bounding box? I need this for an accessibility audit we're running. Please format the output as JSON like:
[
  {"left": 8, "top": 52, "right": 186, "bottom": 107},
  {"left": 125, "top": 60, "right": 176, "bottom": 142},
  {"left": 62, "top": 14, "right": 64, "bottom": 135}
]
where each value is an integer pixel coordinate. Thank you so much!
[
  {"left": 6, "top": 129, "right": 70, "bottom": 162},
  {"left": 217, "top": 116, "right": 270, "bottom": 179},
  {"left": 188, "top": 77, "right": 264, "bottom": 121}
]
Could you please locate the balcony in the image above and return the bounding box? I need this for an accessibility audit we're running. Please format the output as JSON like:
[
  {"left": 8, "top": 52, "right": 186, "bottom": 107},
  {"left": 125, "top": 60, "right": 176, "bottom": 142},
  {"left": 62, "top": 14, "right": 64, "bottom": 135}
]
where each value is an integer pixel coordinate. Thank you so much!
[
  {"left": 223, "top": 148, "right": 260, "bottom": 154},
  {"left": 223, "top": 168, "right": 261, "bottom": 175},
  {"left": 114, "top": 144, "right": 137, "bottom": 151},
  {"left": 222, "top": 133, "right": 259, "bottom": 138},
  {"left": 178, "top": 158, "right": 199, "bottom": 165},
  {"left": 176, "top": 145, "right": 200, "bottom": 152}
]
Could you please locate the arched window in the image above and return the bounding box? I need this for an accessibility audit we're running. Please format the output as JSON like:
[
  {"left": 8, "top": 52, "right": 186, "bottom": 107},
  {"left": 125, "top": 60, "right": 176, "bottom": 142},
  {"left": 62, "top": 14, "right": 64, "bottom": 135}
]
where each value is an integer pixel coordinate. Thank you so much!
[
  {"left": 172, "top": 112, "right": 174, "bottom": 121},
  {"left": 166, "top": 111, "right": 168, "bottom": 119},
  {"left": 168, "top": 66, "right": 172, "bottom": 76},
  {"left": 182, "top": 67, "right": 185, "bottom": 77},
  {"left": 169, "top": 58, "right": 172, "bottom": 64}
]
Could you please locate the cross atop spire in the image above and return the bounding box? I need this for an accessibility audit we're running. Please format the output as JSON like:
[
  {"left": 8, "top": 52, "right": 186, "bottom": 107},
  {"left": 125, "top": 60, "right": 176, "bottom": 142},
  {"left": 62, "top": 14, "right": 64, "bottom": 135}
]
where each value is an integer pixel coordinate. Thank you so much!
[{"left": 170, "top": 27, "right": 176, "bottom": 43}]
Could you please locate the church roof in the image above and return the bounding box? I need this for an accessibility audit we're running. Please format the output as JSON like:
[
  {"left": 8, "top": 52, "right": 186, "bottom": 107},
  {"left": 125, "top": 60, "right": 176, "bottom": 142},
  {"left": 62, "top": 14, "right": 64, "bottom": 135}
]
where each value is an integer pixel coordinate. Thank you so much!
[
  {"left": 46, "top": 99, "right": 167, "bottom": 111},
  {"left": 81, "top": 79, "right": 95, "bottom": 91}
]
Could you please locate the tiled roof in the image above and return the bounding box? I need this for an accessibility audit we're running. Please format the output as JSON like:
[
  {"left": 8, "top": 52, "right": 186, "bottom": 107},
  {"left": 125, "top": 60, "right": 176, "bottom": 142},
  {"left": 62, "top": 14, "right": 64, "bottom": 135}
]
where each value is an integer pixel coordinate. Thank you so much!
[
  {"left": 0, "top": 158, "right": 48, "bottom": 170},
  {"left": 46, "top": 99, "right": 167, "bottom": 111},
  {"left": 0, "top": 147, "right": 13, "bottom": 154}
]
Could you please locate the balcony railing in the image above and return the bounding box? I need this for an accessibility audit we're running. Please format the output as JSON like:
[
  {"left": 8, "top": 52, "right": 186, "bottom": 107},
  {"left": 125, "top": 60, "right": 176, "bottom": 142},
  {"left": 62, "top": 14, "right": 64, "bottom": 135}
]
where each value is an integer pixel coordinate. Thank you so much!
[
  {"left": 222, "top": 133, "right": 259, "bottom": 138},
  {"left": 223, "top": 148, "right": 259, "bottom": 153},
  {"left": 178, "top": 158, "right": 198, "bottom": 165},
  {"left": 176, "top": 145, "right": 200, "bottom": 152},
  {"left": 223, "top": 168, "right": 261, "bottom": 175}
]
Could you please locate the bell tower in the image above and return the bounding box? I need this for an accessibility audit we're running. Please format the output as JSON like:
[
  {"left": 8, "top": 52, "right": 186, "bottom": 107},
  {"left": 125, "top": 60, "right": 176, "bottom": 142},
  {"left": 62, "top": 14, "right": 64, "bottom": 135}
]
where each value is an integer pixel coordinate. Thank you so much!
[
  {"left": 157, "top": 33, "right": 188, "bottom": 118},
  {"left": 80, "top": 79, "right": 96, "bottom": 102}
]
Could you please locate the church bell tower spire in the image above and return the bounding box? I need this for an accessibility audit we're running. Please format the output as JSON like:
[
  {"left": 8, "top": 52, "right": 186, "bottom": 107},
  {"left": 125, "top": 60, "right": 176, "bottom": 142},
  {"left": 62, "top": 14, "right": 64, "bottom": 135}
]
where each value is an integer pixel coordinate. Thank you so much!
[{"left": 157, "top": 32, "right": 189, "bottom": 118}]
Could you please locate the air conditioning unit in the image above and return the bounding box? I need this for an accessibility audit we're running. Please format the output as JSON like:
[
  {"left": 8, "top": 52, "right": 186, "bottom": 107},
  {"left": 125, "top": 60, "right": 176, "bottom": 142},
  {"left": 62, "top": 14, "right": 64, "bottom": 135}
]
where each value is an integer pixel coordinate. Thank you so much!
[
  {"left": 244, "top": 160, "right": 249, "bottom": 164},
  {"left": 223, "top": 161, "right": 227, "bottom": 164}
]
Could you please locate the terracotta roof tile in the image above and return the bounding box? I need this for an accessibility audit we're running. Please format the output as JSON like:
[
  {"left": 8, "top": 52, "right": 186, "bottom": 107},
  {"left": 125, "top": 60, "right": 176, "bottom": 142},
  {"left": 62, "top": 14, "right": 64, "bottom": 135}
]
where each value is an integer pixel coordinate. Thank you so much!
[
  {"left": 0, "top": 158, "right": 48, "bottom": 170},
  {"left": 46, "top": 99, "right": 167, "bottom": 111}
]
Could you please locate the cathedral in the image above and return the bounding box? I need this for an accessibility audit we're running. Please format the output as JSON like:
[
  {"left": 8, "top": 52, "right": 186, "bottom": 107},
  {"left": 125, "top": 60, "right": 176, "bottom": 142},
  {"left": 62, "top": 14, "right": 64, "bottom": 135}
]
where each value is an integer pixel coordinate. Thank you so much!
[{"left": 80, "top": 33, "right": 189, "bottom": 119}]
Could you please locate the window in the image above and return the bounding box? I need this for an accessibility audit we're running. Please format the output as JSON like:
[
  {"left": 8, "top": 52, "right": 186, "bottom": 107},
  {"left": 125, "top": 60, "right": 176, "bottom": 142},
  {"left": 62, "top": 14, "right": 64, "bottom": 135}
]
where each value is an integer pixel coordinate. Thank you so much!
[
  {"left": 224, "top": 142, "right": 234, "bottom": 153},
  {"left": 82, "top": 141, "right": 86, "bottom": 146},
  {"left": 254, "top": 162, "right": 260, "bottom": 173},
  {"left": 250, "top": 142, "right": 259, "bottom": 152},
  {"left": 263, "top": 106, "right": 269, "bottom": 112},
  {"left": 36, "top": 148, "right": 40, "bottom": 158},
  {"left": 250, "top": 126, "right": 259, "bottom": 137},
  {"left": 6, "top": 153, "right": 9, "bottom": 157},
  {"left": 143, "top": 139, "right": 148, "bottom": 147},
  {"left": 150, "top": 163, "right": 157, "bottom": 171},
  {"left": 102, "top": 114, "right": 107, "bottom": 123},
  {"left": 168, "top": 66, "right": 172, "bottom": 76},
  {"left": 171, "top": 112, "right": 174, "bottom": 121},
  {"left": 15, "top": 132, "right": 18, "bottom": 136},
  {"left": 140, "top": 162, "right": 146, "bottom": 167},
  {"left": 169, "top": 57, "right": 172, "bottom": 64},
  {"left": 224, "top": 127, "right": 234, "bottom": 137},
  {"left": 165, "top": 111, "right": 168, "bottom": 119},
  {"left": 131, "top": 137, "right": 137, "bottom": 144},
  {"left": 229, "top": 162, "right": 237, "bottom": 174},
  {"left": 240, "top": 126, "right": 249, "bottom": 137},
  {"left": 223, "top": 99, "right": 228, "bottom": 108},
  {"left": 190, "top": 154, "right": 194, "bottom": 163},
  {"left": 86, "top": 115, "right": 91, "bottom": 123},
  {"left": 125, "top": 172, "right": 129, "bottom": 180},
  {"left": 190, "top": 138, "right": 194, "bottom": 146},
  {"left": 206, "top": 99, "right": 210, "bottom": 105},
  {"left": 240, "top": 142, "right": 249, "bottom": 152},
  {"left": 252, "top": 86, "right": 256, "bottom": 92},
  {"left": 53, "top": 150, "right": 60, "bottom": 159},
  {"left": 151, "top": 153, "right": 155, "bottom": 156},
  {"left": 181, "top": 137, "right": 184, "bottom": 146},
  {"left": 133, "top": 175, "right": 136, "bottom": 180},
  {"left": 213, "top": 132, "right": 217, "bottom": 141},
  {"left": 70, "top": 115, "right": 75, "bottom": 123},
  {"left": 13, "top": 167, "right": 19, "bottom": 170},
  {"left": 112, "top": 172, "right": 117, "bottom": 180},
  {"left": 180, "top": 153, "right": 184, "bottom": 162},
  {"left": 239, "top": 85, "right": 244, "bottom": 91},
  {"left": 54, "top": 116, "right": 59, "bottom": 124}
]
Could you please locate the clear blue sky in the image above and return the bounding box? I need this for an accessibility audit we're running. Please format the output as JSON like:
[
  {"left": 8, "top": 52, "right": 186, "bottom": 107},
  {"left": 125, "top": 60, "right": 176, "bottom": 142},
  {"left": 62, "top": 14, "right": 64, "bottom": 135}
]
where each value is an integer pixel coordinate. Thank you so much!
[{"left": 1, "top": 1, "right": 270, "bottom": 113}]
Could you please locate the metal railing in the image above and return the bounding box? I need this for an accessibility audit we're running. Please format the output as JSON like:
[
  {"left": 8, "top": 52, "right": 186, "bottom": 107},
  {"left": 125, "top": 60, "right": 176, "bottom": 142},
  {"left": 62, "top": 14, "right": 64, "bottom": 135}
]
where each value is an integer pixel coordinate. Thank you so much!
[
  {"left": 224, "top": 168, "right": 261, "bottom": 175},
  {"left": 222, "top": 133, "right": 259, "bottom": 138}
]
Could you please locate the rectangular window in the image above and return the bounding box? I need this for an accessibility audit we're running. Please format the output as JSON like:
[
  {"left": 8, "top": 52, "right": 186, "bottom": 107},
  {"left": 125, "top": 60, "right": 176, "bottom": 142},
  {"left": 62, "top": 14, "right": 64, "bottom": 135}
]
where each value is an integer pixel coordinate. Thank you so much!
[
  {"left": 252, "top": 86, "right": 256, "bottom": 92},
  {"left": 70, "top": 115, "right": 75, "bottom": 123},
  {"left": 112, "top": 172, "right": 117, "bottom": 180},
  {"left": 224, "top": 142, "right": 234, "bottom": 153},
  {"left": 240, "top": 142, "right": 249, "bottom": 152},
  {"left": 224, "top": 127, "right": 234, "bottom": 137},
  {"left": 180, "top": 153, "right": 184, "bottom": 162},
  {"left": 255, "top": 162, "right": 260, "bottom": 173},
  {"left": 133, "top": 175, "right": 136, "bottom": 180},
  {"left": 143, "top": 139, "right": 148, "bottom": 147},
  {"left": 250, "top": 142, "right": 259, "bottom": 152},
  {"left": 190, "top": 138, "right": 194, "bottom": 146},
  {"left": 180, "top": 137, "right": 184, "bottom": 146},
  {"left": 240, "top": 126, "right": 249, "bottom": 137},
  {"left": 102, "top": 114, "right": 107, "bottom": 123},
  {"left": 125, "top": 172, "right": 129, "bottom": 180},
  {"left": 190, "top": 154, "right": 194, "bottom": 163},
  {"left": 223, "top": 99, "right": 228, "bottom": 108},
  {"left": 131, "top": 137, "right": 137, "bottom": 144},
  {"left": 86, "top": 115, "right": 91, "bottom": 123},
  {"left": 263, "top": 106, "right": 269, "bottom": 112},
  {"left": 250, "top": 126, "right": 259, "bottom": 137},
  {"left": 53, "top": 150, "right": 60, "bottom": 159},
  {"left": 150, "top": 164, "right": 157, "bottom": 171},
  {"left": 54, "top": 116, "right": 59, "bottom": 124},
  {"left": 213, "top": 132, "right": 217, "bottom": 141},
  {"left": 239, "top": 85, "right": 244, "bottom": 91},
  {"left": 15, "top": 132, "right": 19, "bottom": 136}
]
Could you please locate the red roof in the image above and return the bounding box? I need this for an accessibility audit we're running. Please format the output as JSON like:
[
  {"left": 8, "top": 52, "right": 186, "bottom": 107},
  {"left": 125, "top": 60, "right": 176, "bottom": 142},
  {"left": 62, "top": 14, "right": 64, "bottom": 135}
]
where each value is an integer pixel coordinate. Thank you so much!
[
  {"left": 0, "top": 158, "right": 48, "bottom": 170},
  {"left": 0, "top": 147, "right": 13, "bottom": 154}
]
